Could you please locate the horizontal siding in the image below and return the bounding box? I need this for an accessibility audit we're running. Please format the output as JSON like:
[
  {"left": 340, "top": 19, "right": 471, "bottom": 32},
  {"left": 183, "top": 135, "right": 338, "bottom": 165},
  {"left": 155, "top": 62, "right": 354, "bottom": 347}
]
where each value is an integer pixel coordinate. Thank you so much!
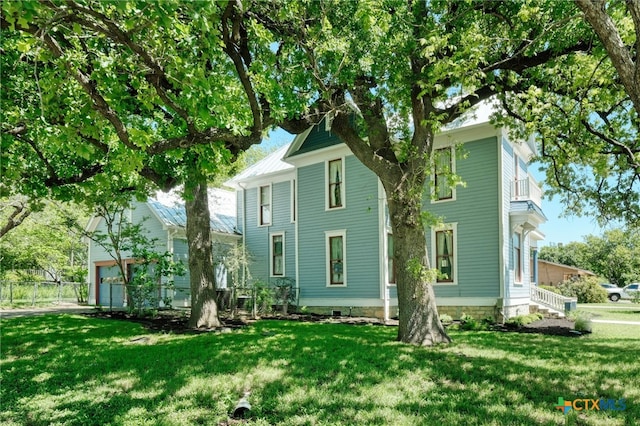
[
  {"left": 244, "top": 180, "right": 296, "bottom": 285},
  {"left": 298, "top": 155, "right": 380, "bottom": 299},
  {"left": 427, "top": 137, "right": 501, "bottom": 298},
  {"left": 172, "top": 238, "right": 190, "bottom": 301}
]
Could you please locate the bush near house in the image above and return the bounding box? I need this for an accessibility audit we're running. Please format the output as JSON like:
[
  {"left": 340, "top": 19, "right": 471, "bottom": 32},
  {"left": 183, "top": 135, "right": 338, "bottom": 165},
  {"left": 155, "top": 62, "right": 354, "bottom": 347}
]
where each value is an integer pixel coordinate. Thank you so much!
[
  {"left": 557, "top": 276, "right": 608, "bottom": 303},
  {"left": 539, "top": 284, "right": 562, "bottom": 294}
]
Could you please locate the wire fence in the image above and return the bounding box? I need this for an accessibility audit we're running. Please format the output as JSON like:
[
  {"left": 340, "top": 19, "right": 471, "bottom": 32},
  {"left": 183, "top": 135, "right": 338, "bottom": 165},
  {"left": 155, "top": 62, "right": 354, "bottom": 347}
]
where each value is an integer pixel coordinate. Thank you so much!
[{"left": 0, "top": 281, "right": 87, "bottom": 307}]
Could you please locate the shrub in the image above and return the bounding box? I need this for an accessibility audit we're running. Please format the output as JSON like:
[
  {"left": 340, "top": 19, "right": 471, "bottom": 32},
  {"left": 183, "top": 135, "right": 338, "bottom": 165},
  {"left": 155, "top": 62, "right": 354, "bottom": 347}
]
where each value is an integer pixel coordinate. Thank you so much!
[
  {"left": 505, "top": 313, "right": 543, "bottom": 328},
  {"left": 568, "top": 311, "right": 593, "bottom": 333},
  {"left": 440, "top": 314, "right": 453, "bottom": 325},
  {"left": 557, "top": 276, "right": 607, "bottom": 303},
  {"left": 539, "top": 285, "right": 562, "bottom": 294}
]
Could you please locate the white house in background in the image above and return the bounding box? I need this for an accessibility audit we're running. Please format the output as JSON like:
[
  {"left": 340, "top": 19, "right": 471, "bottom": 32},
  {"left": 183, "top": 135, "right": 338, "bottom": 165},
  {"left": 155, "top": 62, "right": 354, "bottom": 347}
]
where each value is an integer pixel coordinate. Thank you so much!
[{"left": 85, "top": 188, "right": 240, "bottom": 308}]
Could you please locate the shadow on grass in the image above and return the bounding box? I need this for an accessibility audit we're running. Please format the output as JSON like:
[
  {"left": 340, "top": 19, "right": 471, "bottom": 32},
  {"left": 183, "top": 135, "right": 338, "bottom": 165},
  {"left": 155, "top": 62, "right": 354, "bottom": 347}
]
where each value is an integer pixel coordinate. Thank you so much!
[{"left": 2, "top": 316, "right": 638, "bottom": 425}]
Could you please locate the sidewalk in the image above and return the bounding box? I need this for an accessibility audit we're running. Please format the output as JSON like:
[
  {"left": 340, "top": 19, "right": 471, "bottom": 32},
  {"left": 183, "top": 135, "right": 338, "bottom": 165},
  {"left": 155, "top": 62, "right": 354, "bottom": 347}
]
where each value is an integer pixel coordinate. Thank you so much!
[
  {"left": 0, "top": 303, "right": 96, "bottom": 319},
  {"left": 591, "top": 319, "right": 640, "bottom": 325}
]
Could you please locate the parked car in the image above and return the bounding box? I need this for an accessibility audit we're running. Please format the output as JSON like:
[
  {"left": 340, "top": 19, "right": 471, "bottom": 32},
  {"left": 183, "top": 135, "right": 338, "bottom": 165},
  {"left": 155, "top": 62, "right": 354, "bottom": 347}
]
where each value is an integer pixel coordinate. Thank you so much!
[
  {"left": 600, "top": 283, "right": 625, "bottom": 302},
  {"left": 622, "top": 283, "right": 640, "bottom": 301}
]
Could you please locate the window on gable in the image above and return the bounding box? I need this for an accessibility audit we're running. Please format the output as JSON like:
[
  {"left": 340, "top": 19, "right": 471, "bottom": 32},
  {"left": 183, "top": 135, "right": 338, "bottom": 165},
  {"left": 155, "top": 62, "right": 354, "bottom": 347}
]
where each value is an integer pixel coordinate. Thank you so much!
[
  {"left": 435, "top": 229, "right": 454, "bottom": 282},
  {"left": 513, "top": 232, "right": 522, "bottom": 283},
  {"left": 326, "top": 230, "right": 346, "bottom": 286},
  {"left": 271, "top": 233, "right": 284, "bottom": 276},
  {"left": 328, "top": 159, "right": 344, "bottom": 209},
  {"left": 434, "top": 147, "right": 454, "bottom": 201},
  {"left": 259, "top": 185, "right": 271, "bottom": 225}
]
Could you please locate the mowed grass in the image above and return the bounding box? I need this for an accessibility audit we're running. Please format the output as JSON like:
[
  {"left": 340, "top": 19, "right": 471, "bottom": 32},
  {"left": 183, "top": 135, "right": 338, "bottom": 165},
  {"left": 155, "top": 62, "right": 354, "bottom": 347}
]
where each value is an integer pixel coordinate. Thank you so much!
[
  {"left": 1, "top": 315, "right": 639, "bottom": 426},
  {"left": 577, "top": 303, "right": 640, "bottom": 323}
]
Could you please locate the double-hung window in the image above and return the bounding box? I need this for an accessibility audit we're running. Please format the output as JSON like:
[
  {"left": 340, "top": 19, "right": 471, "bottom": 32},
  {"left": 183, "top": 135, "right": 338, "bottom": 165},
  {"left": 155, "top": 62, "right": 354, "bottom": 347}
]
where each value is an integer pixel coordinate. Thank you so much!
[
  {"left": 326, "top": 230, "right": 346, "bottom": 286},
  {"left": 259, "top": 185, "right": 271, "bottom": 226},
  {"left": 432, "top": 223, "right": 458, "bottom": 284},
  {"left": 433, "top": 147, "right": 454, "bottom": 201},
  {"left": 271, "top": 233, "right": 284, "bottom": 277},
  {"left": 513, "top": 232, "right": 522, "bottom": 283},
  {"left": 387, "top": 233, "right": 396, "bottom": 284},
  {"left": 328, "top": 159, "right": 344, "bottom": 209}
]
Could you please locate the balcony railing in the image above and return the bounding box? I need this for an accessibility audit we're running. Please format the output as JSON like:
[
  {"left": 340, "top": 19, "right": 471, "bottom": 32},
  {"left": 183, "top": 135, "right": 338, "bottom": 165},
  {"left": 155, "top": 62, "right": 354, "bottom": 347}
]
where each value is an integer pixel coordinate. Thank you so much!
[{"left": 511, "top": 176, "right": 542, "bottom": 207}]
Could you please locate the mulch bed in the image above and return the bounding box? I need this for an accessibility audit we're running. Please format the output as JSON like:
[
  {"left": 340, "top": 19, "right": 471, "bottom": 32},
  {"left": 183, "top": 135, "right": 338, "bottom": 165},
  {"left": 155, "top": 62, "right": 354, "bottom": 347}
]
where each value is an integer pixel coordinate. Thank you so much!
[{"left": 82, "top": 310, "right": 585, "bottom": 337}]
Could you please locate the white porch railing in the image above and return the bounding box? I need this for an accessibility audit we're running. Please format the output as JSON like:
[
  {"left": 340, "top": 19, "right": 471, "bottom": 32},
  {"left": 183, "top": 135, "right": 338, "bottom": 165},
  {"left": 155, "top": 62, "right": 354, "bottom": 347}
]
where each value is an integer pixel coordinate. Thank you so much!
[
  {"left": 530, "top": 286, "right": 576, "bottom": 313},
  {"left": 511, "top": 176, "right": 542, "bottom": 207}
]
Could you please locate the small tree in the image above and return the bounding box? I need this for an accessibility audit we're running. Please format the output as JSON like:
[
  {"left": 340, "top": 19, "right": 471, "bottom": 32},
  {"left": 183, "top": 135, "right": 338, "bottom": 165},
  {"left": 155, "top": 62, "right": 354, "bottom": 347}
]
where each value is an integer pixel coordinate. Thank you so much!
[{"left": 86, "top": 201, "right": 185, "bottom": 316}]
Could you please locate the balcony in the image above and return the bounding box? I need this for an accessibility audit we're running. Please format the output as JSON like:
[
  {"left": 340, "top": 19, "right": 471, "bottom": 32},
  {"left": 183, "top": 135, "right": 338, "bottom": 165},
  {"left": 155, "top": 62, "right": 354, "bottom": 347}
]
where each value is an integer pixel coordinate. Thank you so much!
[
  {"left": 510, "top": 176, "right": 546, "bottom": 233},
  {"left": 511, "top": 177, "right": 542, "bottom": 208}
]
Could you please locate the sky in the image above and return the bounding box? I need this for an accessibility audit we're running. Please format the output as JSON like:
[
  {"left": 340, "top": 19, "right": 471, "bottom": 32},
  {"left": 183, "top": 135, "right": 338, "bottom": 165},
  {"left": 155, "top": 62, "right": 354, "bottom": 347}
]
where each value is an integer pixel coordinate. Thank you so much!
[{"left": 261, "top": 129, "right": 607, "bottom": 247}]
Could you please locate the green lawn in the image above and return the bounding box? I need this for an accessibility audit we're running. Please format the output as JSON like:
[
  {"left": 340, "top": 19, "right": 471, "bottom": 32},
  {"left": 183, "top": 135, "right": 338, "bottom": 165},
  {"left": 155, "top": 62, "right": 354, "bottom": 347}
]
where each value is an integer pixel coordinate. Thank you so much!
[
  {"left": 2, "top": 315, "right": 638, "bottom": 426},
  {"left": 577, "top": 303, "right": 640, "bottom": 322}
]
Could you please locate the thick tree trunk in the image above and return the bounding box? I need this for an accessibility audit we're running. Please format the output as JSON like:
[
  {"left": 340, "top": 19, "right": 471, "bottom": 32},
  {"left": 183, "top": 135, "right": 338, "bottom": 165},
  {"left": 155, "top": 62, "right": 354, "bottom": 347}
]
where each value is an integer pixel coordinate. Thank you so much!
[
  {"left": 385, "top": 183, "right": 451, "bottom": 346},
  {"left": 185, "top": 169, "right": 221, "bottom": 329}
]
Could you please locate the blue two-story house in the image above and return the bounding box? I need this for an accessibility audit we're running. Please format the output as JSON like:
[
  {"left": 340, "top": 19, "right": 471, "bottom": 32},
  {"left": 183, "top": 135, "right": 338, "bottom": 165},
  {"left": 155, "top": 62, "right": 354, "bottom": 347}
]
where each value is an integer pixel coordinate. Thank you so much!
[{"left": 226, "top": 103, "right": 547, "bottom": 321}]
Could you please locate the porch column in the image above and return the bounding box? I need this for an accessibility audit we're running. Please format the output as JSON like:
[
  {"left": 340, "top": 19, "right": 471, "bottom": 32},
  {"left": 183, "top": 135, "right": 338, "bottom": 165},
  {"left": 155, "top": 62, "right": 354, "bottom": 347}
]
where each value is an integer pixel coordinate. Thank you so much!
[{"left": 532, "top": 249, "right": 539, "bottom": 285}]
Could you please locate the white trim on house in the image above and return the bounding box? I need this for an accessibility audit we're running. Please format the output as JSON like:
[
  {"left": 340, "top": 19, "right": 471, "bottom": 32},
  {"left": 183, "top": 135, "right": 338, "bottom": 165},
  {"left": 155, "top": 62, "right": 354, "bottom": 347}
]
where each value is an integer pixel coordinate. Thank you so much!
[
  {"left": 435, "top": 297, "right": 499, "bottom": 306},
  {"left": 270, "top": 232, "right": 285, "bottom": 277},
  {"left": 377, "top": 180, "right": 390, "bottom": 321},
  {"left": 284, "top": 144, "right": 353, "bottom": 168},
  {"left": 498, "top": 132, "right": 506, "bottom": 301},
  {"left": 233, "top": 170, "right": 295, "bottom": 190},
  {"left": 290, "top": 179, "right": 296, "bottom": 223},
  {"left": 325, "top": 229, "right": 347, "bottom": 287},
  {"left": 431, "top": 222, "right": 459, "bottom": 286},
  {"left": 257, "top": 184, "right": 272, "bottom": 227},
  {"left": 294, "top": 169, "right": 300, "bottom": 301},
  {"left": 299, "top": 297, "right": 388, "bottom": 307}
]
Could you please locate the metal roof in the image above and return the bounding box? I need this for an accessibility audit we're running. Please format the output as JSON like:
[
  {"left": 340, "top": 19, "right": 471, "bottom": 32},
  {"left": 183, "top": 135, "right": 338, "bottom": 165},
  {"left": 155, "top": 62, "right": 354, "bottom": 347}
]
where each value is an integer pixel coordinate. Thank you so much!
[
  {"left": 148, "top": 188, "right": 239, "bottom": 235},
  {"left": 225, "top": 143, "right": 293, "bottom": 187}
]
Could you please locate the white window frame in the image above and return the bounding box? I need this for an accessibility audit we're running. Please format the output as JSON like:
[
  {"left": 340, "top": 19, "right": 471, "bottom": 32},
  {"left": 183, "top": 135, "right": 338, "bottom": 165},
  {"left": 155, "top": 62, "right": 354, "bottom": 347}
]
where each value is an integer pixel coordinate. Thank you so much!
[
  {"left": 326, "top": 158, "right": 346, "bottom": 211},
  {"left": 431, "top": 222, "right": 458, "bottom": 285},
  {"left": 387, "top": 232, "right": 396, "bottom": 285},
  {"left": 431, "top": 146, "right": 457, "bottom": 203},
  {"left": 513, "top": 231, "right": 523, "bottom": 285},
  {"left": 257, "top": 184, "right": 272, "bottom": 226},
  {"left": 270, "top": 232, "right": 285, "bottom": 277},
  {"left": 325, "top": 230, "right": 347, "bottom": 287}
]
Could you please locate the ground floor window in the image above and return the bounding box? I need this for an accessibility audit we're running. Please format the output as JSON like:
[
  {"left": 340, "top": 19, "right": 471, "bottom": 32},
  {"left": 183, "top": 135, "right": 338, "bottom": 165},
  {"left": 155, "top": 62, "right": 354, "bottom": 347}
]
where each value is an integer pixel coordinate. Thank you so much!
[
  {"left": 271, "top": 233, "right": 284, "bottom": 276},
  {"left": 326, "top": 230, "right": 346, "bottom": 286},
  {"left": 431, "top": 223, "right": 458, "bottom": 285},
  {"left": 513, "top": 232, "right": 522, "bottom": 283}
]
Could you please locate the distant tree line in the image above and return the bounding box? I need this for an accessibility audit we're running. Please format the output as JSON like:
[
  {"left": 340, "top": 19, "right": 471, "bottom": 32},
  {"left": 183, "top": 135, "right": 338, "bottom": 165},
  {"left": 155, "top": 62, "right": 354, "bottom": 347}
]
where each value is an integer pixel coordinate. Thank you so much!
[{"left": 539, "top": 229, "right": 640, "bottom": 287}]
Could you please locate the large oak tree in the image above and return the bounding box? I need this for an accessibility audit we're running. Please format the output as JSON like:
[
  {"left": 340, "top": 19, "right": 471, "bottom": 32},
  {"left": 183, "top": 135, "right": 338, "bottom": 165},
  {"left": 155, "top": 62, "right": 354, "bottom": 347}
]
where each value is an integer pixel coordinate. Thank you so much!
[
  {"left": 250, "top": 0, "right": 594, "bottom": 344},
  {"left": 1, "top": 1, "right": 311, "bottom": 327}
]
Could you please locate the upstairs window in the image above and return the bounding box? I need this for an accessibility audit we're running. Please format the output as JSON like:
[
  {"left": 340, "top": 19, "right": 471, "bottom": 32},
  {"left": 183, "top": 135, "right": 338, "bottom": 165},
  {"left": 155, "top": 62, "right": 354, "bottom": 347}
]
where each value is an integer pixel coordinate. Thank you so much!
[
  {"left": 259, "top": 185, "right": 271, "bottom": 226},
  {"left": 434, "top": 147, "right": 454, "bottom": 201},
  {"left": 328, "top": 159, "right": 344, "bottom": 209}
]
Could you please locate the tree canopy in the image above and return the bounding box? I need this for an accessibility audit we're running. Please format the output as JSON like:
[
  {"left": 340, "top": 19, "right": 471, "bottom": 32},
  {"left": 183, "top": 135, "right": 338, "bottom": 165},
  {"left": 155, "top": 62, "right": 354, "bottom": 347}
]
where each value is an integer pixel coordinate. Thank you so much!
[
  {"left": 2, "top": 0, "right": 637, "bottom": 343},
  {"left": 495, "top": 0, "right": 639, "bottom": 226},
  {"left": 539, "top": 228, "right": 640, "bottom": 287}
]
